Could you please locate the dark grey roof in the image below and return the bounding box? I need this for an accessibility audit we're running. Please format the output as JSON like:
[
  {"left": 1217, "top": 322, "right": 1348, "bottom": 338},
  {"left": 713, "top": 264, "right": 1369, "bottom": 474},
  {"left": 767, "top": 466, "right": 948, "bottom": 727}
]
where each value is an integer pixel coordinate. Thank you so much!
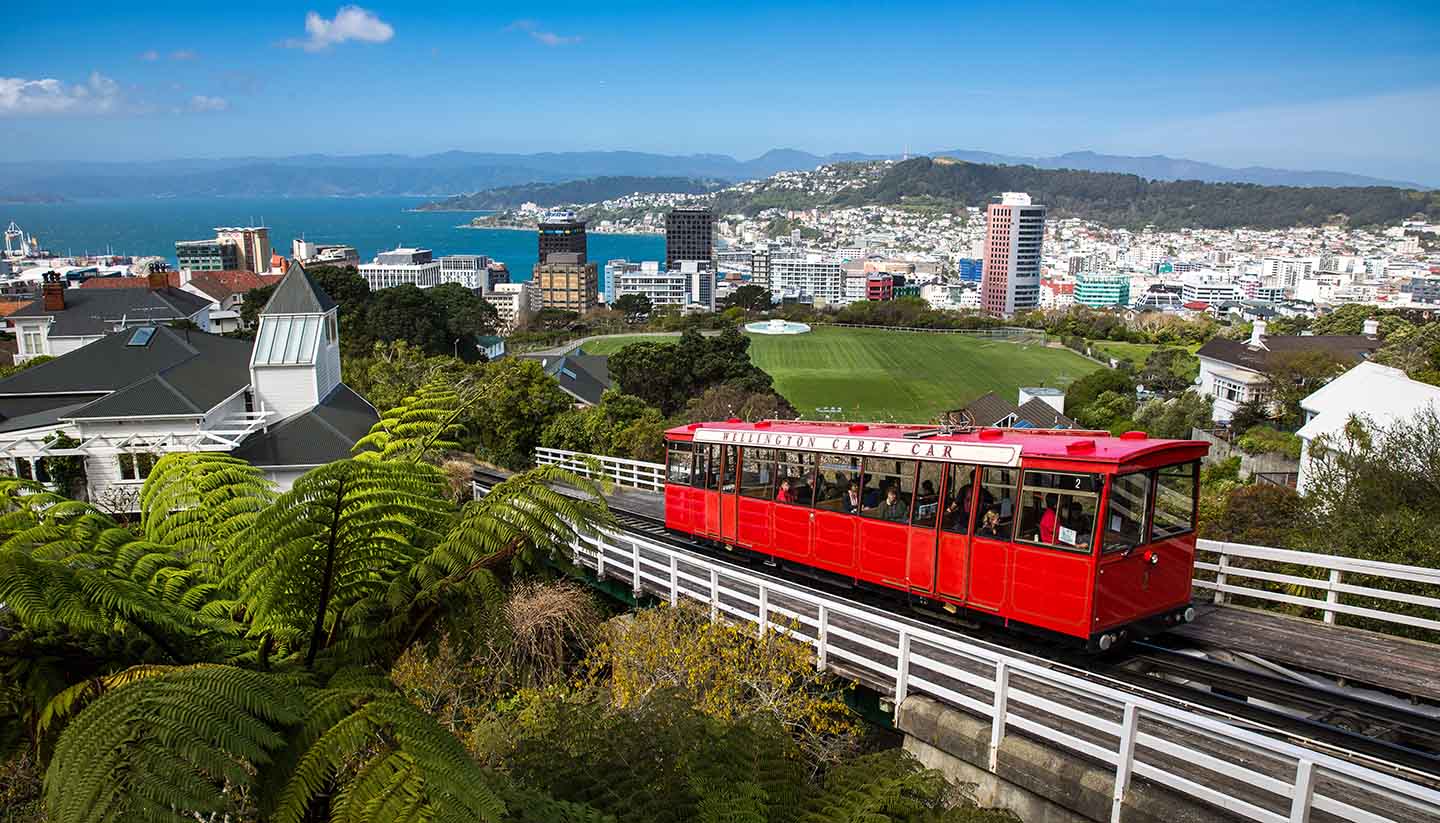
[
  {"left": 9, "top": 287, "right": 211, "bottom": 336},
  {"left": 1016, "top": 398, "right": 1077, "bottom": 429},
  {"left": 259, "top": 264, "right": 337, "bottom": 315},
  {"left": 231, "top": 385, "right": 378, "bottom": 467},
  {"left": 948, "top": 391, "right": 1077, "bottom": 430},
  {"left": 956, "top": 391, "right": 1018, "bottom": 427},
  {"left": 521, "top": 353, "right": 611, "bottom": 406},
  {"left": 1196, "top": 334, "right": 1381, "bottom": 373},
  {"left": 0, "top": 326, "right": 253, "bottom": 422},
  {"left": 0, "top": 401, "right": 96, "bottom": 434}
]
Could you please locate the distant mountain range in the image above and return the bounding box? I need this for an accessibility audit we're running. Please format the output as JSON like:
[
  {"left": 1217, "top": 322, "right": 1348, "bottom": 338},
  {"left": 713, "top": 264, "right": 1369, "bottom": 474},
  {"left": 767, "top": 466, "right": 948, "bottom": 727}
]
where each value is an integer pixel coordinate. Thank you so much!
[{"left": 0, "top": 148, "right": 1424, "bottom": 201}]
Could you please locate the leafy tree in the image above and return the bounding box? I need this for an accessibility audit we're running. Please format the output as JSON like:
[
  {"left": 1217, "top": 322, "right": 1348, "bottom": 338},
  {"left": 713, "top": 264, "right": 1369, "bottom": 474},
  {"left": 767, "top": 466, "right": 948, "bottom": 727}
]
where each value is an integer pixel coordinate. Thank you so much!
[
  {"left": 344, "top": 340, "right": 487, "bottom": 415},
  {"left": 1076, "top": 390, "right": 1137, "bottom": 434},
  {"left": 612, "top": 293, "right": 653, "bottom": 319},
  {"left": 1138, "top": 347, "right": 1195, "bottom": 396},
  {"left": 1228, "top": 396, "right": 1272, "bottom": 434},
  {"left": 535, "top": 308, "right": 580, "bottom": 331},
  {"left": 610, "top": 327, "right": 783, "bottom": 416},
  {"left": 722, "top": 284, "right": 773, "bottom": 312},
  {"left": 364, "top": 284, "right": 453, "bottom": 355},
  {"left": 472, "top": 358, "right": 576, "bottom": 469},
  {"left": 1375, "top": 321, "right": 1440, "bottom": 386},
  {"left": 1236, "top": 425, "right": 1302, "bottom": 460},
  {"left": 1262, "top": 350, "right": 1348, "bottom": 428},
  {"left": 1132, "top": 390, "right": 1212, "bottom": 439},
  {"left": 429, "top": 283, "right": 500, "bottom": 360},
  {"left": 539, "top": 390, "right": 668, "bottom": 461},
  {"left": 682, "top": 383, "right": 800, "bottom": 423}
]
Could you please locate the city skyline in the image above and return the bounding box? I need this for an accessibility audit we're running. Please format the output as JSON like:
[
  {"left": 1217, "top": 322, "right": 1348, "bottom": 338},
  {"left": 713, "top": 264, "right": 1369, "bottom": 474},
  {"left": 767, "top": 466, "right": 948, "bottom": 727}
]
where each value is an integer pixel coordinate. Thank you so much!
[{"left": 2, "top": 1, "right": 1437, "bottom": 184}]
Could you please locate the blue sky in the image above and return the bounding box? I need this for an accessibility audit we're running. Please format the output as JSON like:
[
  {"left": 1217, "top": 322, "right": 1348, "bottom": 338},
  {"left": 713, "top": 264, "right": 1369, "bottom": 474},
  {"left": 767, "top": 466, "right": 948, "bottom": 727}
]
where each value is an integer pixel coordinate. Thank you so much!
[{"left": 3, "top": 1, "right": 1438, "bottom": 183}]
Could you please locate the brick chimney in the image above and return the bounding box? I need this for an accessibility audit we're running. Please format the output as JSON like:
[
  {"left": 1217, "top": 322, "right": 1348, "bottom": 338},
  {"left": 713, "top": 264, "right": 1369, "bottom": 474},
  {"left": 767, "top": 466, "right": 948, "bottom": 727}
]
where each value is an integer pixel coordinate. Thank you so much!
[
  {"left": 147, "top": 270, "right": 169, "bottom": 291},
  {"left": 42, "top": 272, "right": 65, "bottom": 311}
]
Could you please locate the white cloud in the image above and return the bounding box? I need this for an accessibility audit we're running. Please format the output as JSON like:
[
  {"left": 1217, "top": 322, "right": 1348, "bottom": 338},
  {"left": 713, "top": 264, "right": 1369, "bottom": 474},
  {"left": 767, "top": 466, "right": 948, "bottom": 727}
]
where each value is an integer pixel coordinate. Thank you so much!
[
  {"left": 140, "top": 49, "right": 160, "bottom": 62},
  {"left": 285, "top": 5, "right": 395, "bottom": 51},
  {"left": 0, "top": 72, "right": 125, "bottom": 116},
  {"left": 188, "top": 95, "right": 228, "bottom": 112},
  {"left": 506, "top": 19, "right": 581, "bottom": 47},
  {"left": 171, "top": 49, "right": 198, "bottom": 61}
]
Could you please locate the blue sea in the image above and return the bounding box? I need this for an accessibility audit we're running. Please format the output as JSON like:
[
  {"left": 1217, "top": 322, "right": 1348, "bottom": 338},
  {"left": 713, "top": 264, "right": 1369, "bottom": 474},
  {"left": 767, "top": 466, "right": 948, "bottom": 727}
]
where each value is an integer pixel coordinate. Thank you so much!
[{"left": 1, "top": 197, "right": 664, "bottom": 284}]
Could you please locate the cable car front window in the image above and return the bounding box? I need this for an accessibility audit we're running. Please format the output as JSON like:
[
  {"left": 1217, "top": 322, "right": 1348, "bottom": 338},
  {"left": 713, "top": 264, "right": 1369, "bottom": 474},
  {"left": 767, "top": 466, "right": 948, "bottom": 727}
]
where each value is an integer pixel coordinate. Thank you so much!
[
  {"left": 1018, "top": 471, "right": 1101, "bottom": 553},
  {"left": 666, "top": 443, "right": 694, "bottom": 486},
  {"left": 1151, "top": 461, "right": 1199, "bottom": 539},
  {"left": 1103, "top": 472, "right": 1150, "bottom": 553}
]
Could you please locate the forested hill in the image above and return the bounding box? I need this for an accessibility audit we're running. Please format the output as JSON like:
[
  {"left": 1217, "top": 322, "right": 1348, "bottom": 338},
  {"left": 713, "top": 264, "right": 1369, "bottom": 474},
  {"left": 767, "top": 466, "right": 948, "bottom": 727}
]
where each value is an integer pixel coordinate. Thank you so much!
[
  {"left": 835, "top": 157, "right": 1440, "bottom": 230},
  {"left": 416, "top": 176, "right": 724, "bottom": 210}
]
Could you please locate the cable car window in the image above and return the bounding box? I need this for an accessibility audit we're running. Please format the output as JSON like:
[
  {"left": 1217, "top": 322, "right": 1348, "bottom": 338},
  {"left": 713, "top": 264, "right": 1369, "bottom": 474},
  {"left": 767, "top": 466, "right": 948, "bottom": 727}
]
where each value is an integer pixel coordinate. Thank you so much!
[
  {"left": 666, "top": 443, "right": 694, "bottom": 487},
  {"left": 814, "top": 453, "right": 863, "bottom": 513},
  {"left": 720, "top": 445, "right": 738, "bottom": 493},
  {"left": 1017, "top": 471, "right": 1100, "bottom": 553},
  {"left": 861, "top": 458, "right": 916, "bottom": 522},
  {"left": 976, "top": 467, "right": 1018, "bottom": 538},
  {"left": 740, "top": 448, "right": 775, "bottom": 500},
  {"left": 912, "top": 462, "right": 944, "bottom": 528},
  {"left": 1103, "top": 472, "right": 1150, "bottom": 553},
  {"left": 699, "top": 445, "right": 725, "bottom": 491},
  {"left": 773, "top": 450, "right": 815, "bottom": 507},
  {"left": 1151, "top": 461, "right": 1198, "bottom": 540},
  {"left": 941, "top": 464, "right": 980, "bottom": 534}
]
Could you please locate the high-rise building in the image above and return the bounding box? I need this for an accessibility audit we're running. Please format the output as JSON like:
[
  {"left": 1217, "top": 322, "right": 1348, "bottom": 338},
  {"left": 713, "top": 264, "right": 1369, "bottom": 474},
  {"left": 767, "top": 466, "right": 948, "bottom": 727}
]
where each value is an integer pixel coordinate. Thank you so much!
[
  {"left": 358, "top": 247, "right": 441, "bottom": 290},
  {"left": 438, "top": 255, "right": 491, "bottom": 290},
  {"left": 489, "top": 282, "right": 539, "bottom": 333},
  {"left": 980, "top": 193, "right": 1046, "bottom": 317},
  {"left": 534, "top": 252, "right": 598, "bottom": 314},
  {"left": 750, "top": 249, "right": 771, "bottom": 291},
  {"left": 665, "top": 207, "right": 713, "bottom": 269},
  {"left": 673, "top": 260, "right": 714, "bottom": 311},
  {"left": 956, "top": 258, "right": 983, "bottom": 283},
  {"left": 1073, "top": 272, "right": 1132, "bottom": 308},
  {"left": 175, "top": 239, "right": 239, "bottom": 272},
  {"left": 770, "top": 255, "right": 845, "bottom": 305},
  {"left": 538, "top": 210, "right": 587, "bottom": 264},
  {"left": 214, "top": 226, "right": 272, "bottom": 274},
  {"left": 612, "top": 261, "right": 688, "bottom": 308},
  {"left": 487, "top": 261, "right": 511, "bottom": 287}
]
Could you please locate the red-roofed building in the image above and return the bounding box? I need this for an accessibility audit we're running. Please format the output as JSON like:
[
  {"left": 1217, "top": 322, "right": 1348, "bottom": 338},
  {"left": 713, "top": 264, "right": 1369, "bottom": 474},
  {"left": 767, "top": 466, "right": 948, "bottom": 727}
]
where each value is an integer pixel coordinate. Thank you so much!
[{"left": 76, "top": 269, "right": 282, "bottom": 332}]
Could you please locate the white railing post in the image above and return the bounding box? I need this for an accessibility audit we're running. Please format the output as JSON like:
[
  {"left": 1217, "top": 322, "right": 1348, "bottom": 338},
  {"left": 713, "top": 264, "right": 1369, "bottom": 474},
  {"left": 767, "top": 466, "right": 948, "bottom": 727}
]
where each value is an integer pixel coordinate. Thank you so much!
[
  {"left": 1289, "top": 760, "right": 1316, "bottom": 823},
  {"left": 894, "top": 630, "right": 911, "bottom": 711},
  {"left": 816, "top": 604, "right": 828, "bottom": 671},
  {"left": 758, "top": 585, "right": 769, "bottom": 638},
  {"left": 1324, "top": 570, "right": 1342, "bottom": 625},
  {"left": 1214, "top": 551, "right": 1230, "bottom": 606},
  {"left": 668, "top": 555, "right": 678, "bottom": 606},
  {"left": 988, "top": 661, "right": 1010, "bottom": 772},
  {"left": 1111, "top": 703, "right": 1140, "bottom": 823},
  {"left": 595, "top": 534, "right": 605, "bottom": 579},
  {"left": 709, "top": 568, "right": 719, "bottom": 620},
  {"left": 631, "top": 540, "right": 642, "bottom": 597}
]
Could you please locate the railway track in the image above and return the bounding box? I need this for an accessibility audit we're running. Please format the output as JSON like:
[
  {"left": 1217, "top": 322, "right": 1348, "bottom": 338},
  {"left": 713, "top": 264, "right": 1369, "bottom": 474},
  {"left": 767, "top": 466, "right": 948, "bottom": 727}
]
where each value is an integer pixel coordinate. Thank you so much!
[{"left": 475, "top": 469, "right": 1440, "bottom": 784}]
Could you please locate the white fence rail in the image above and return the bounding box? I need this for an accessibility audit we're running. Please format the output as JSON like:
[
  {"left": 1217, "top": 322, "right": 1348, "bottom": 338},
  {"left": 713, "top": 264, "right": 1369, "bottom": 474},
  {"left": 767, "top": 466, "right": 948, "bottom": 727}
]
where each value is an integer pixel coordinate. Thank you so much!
[
  {"left": 553, "top": 518, "right": 1439, "bottom": 823},
  {"left": 1197, "top": 540, "right": 1440, "bottom": 634},
  {"left": 534, "top": 448, "right": 1440, "bottom": 636},
  {"left": 535, "top": 447, "right": 666, "bottom": 493}
]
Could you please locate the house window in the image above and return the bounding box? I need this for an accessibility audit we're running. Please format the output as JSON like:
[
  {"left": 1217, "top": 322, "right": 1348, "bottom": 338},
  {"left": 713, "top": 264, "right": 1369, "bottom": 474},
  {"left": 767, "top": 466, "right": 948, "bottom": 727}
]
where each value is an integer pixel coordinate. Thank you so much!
[
  {"left": 10, "top": 457, "right": 50, "bottom": 484},
  {"left": 1214, "top": 377, "right": 1246, "bottom": 403},
  {"left": 325, "top": 313, "right": 338, "bottom": 344},
  {"left": 22, "top": 328, "right": 43, "bottom": 355},
  {"left": 118, "top": 451, "right": 157, "bottom": 482}
]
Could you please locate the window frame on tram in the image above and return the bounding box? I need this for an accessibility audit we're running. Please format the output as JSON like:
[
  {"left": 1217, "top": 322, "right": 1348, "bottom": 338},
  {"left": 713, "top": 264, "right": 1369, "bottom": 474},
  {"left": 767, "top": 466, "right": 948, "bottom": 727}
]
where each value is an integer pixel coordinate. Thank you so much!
[
  {"left": 1015, "top": 470, "right": 1102, "bottom": 554},
  {"left": 860, "top": 457, "right": 917, "bottom": 523},
  {"left": 975, "top": 467, "right": 1019, "bottom": 539},
  {"left": 739, "top": 447, "right": 775, "bottom": 500},
  {"left": 772, "top": 449, "right": 816, "bottom": 507},
  {"left": 912, "top": 461, "right": 944, "bottom": 529},
  {"left": 666, "top": 442, "right": 694, "bottom": 487},
  {"left": 814, "top": 453, "right": 863, "bottom": 513},
  {"left": 1149, "top": 460, "right": 1199, "bottom": 541},
  {"left": 1102, "top": 471, "right": 1150, "bottom": 554},
  {"left": 940, "top": 464, "right": 981, "bottom": 534}
]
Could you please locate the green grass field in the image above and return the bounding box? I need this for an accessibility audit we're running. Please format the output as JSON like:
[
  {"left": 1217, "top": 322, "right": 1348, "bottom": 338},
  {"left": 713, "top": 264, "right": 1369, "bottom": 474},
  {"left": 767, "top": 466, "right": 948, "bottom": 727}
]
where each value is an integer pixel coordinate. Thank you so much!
[
  {"left": 1087, "top": 340, "right": 1201, "bottom": 380},
  {"left": 581, "top": 328, "right": 1096, "bottom": 423},
  {"left": 577, "top": 334, "right": 678, "bottom": 355}
]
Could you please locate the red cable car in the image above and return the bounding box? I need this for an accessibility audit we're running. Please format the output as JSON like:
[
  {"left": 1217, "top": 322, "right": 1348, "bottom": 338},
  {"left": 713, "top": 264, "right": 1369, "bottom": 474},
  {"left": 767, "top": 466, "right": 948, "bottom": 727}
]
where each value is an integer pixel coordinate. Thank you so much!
[{"left": 662, "top": 420, "right": 1208, "bottom": 648}]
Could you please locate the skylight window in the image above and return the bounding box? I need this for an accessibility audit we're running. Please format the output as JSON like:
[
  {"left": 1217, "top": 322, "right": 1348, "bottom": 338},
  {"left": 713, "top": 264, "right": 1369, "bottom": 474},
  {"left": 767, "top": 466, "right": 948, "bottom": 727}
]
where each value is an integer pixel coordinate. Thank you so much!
[
  {"left": 252, "top": 315, "right": 321, "bottom": 366},
  {"left": 127, "top": 326, "right": 156, "bottom": 347}
]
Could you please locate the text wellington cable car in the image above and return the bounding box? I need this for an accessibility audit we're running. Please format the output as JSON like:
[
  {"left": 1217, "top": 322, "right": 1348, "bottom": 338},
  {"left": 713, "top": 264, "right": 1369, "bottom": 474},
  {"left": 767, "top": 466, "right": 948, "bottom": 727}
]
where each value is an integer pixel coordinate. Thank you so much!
[{"left": 662, "top": 420, "right": 1209, "bottom": 649}]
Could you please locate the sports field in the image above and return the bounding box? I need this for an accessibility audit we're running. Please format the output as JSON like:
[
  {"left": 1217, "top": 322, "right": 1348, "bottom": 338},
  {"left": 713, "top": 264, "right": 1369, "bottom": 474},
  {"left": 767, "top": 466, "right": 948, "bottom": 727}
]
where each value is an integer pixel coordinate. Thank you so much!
[{"left": 582, "top": 328, "right": 1096, "bottom": 423}]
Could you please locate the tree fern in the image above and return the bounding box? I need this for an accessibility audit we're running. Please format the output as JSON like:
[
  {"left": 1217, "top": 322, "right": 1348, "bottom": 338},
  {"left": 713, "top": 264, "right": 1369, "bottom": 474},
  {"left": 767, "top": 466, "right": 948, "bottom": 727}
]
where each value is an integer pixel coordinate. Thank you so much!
[
  {"left": 139, "top": 452, "right": 275, "bottom": 572},
  {"left": 222, "top": 459, "right": 452, "bottom": 667},
  {"left": 354, "top": 379, "right": 465, "bottom": 462}
]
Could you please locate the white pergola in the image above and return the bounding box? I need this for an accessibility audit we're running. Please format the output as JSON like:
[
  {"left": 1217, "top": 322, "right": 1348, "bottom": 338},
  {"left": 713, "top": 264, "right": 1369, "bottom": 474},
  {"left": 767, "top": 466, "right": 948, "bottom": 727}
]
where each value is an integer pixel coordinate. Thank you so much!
[{"left": 0, "top": 411, "right": 274, "bottom": 459}]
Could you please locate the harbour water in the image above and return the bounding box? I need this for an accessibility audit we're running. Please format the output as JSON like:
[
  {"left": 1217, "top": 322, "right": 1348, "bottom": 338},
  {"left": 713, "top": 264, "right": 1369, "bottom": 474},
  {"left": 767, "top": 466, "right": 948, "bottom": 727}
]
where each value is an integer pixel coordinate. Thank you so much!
[{"left": 2, "top": 197, "right": 663, "bottom": 283}]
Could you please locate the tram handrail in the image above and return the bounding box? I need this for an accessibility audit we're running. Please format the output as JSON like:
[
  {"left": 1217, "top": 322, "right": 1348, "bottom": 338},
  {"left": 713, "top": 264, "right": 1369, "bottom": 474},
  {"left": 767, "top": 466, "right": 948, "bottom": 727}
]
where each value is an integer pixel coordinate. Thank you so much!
[
  {"left": 533, "top": 448, "right": 1440, "bottom": 634},
  {"left": 553, "top": 517, "right": 1440, "bottom": 823}
]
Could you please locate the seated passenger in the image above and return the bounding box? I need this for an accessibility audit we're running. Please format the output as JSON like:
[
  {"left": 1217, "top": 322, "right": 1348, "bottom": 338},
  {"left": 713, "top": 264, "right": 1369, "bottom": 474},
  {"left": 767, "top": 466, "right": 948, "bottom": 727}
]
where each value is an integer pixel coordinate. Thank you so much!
[
  {"left": 843, "top": 480, "right": 862, "bottom": 514},
  {"left": 920, "top": 480, "right": 937, "bottom": 498},
  {"left": 976, "top": 509, "right": 1004, "bottom": 539},
  {"left": 776, "top": 477, "right": 796, "bottom": 504},
  {"left": 942, "top": 498, "right": 968, "bottom": 532},
  {"left": 874, "top": 486, "right": 908, "bottom": 522},
  {"left": 1064, "top": 501, "right": 1093, "bottom": 547},
  {"left": 1039, "top": 493, "right": 1060, "bottom": 544}
]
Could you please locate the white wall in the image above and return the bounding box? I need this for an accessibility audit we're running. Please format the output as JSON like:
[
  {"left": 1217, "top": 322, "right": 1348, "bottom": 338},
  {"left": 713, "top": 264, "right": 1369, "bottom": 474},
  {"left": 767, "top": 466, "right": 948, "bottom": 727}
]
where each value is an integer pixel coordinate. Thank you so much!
[{"left": 253, "top": 366, "right": 318, "bottom": 420}]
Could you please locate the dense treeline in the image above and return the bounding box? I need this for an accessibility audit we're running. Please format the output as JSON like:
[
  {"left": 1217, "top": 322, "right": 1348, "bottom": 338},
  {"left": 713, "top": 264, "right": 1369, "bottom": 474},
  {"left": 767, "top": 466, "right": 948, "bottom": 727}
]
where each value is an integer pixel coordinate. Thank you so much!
[
  {"left": 833, "top": 157, "right": 1439, "bottom": 229},
  {"left": 421, "top": 176, "right": 723, "bottom": 210}
]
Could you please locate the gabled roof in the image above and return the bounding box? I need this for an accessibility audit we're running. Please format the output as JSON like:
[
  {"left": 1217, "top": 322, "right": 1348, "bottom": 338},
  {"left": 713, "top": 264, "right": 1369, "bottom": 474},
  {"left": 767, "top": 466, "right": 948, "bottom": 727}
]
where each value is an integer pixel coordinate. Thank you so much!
[
  {"left": 0, "top": 325, "right": 253, "bottom": 422},
  {"left": 519, "top": 352, "right": 611, "bottom": 406},
  {"left": 186, "top": 271, "right": 284, "bottom": 303},
  {"left": 8, "top": 286, "right": 211, "bottom": 336},
  {"left": 1297, "top": 361, "right": 1440, "bottom": 443},
  {"left": 79, "top": 273, "right": 182, "bottom": 289},
  {"left": 260, "top": 264, "right": 337, "bottom": 315},
  {"left": 950, "top": 391, "right": 1077, "bottom": 430},
  {"left": 231, "top": 385, "right": 378, "bottom": 467},
  {"left": 1196, "top": 334, "right": 1381, "bottom": 373}
]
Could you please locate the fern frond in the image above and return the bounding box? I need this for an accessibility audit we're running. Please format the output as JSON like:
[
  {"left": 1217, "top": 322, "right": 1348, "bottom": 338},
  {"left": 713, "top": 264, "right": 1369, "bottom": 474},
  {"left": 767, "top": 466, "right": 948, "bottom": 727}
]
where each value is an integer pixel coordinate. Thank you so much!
[
  {"left": 140, "top": 452, "right": 276, "bottom": 573},
  {"left": 354, "top": 379, "right": 465, "bottom": 462}
]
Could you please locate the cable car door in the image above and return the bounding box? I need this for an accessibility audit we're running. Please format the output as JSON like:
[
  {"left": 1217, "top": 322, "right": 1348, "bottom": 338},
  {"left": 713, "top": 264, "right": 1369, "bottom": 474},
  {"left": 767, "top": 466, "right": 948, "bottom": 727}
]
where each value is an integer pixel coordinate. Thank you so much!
[{"left": 720, "top": 445, "right": 739, "bottom": 544}]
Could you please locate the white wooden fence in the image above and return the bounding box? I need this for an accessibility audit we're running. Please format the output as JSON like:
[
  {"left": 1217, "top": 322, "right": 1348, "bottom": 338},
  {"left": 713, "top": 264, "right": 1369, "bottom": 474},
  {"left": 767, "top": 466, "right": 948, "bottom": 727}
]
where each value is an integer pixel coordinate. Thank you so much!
[
  {"left": 536, "top": 447, "right": 666, "bottom": 492},
  {"left": 533, "top": 448, "right": 1440, "bottom": 636},
  {"left": 558, "top": 520, "right": 1439, "bottom": 823}
]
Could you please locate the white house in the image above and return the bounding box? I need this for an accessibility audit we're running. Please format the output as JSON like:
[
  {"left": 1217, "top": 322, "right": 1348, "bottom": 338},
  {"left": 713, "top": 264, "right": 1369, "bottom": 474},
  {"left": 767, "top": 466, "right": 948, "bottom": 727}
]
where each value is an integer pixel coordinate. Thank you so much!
[
  {"left": 10, "top": 271, "right": 212, "bottom": 363},
  {"left": 0, "top": 265, "right": 378, "bottom": 508},
  {"left": 1194, "top": 319, "right": 1383, "bottom": 424},
  {"left": 1295, "top": 362, "right": 1440, "bottom": 494}
]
